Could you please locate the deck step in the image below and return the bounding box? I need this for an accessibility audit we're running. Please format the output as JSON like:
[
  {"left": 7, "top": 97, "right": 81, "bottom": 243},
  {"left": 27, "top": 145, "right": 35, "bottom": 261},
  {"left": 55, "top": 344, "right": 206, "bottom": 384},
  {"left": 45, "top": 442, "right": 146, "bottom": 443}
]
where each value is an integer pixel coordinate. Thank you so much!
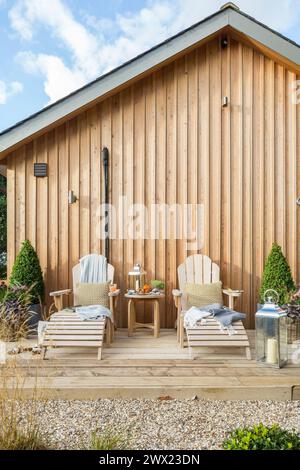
[
  {"left": 2, "top": 375, "right": 296, "bottom": 400},
  {"left": 3, "top": 329, "right": 299, "bottom": 401}
]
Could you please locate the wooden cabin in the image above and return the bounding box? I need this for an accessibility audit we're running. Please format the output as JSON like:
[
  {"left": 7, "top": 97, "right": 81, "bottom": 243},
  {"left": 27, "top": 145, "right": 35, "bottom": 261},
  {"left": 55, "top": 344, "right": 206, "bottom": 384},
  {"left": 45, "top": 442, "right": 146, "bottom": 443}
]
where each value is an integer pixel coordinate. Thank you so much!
[{"left": 0, "top": 4, "right": 300, "bottom": 329}]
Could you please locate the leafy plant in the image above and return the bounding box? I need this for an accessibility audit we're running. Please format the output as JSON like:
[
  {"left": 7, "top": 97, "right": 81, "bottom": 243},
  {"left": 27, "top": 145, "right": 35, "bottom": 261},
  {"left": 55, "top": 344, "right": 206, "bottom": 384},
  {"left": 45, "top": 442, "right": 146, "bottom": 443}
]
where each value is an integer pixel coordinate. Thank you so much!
[
  {"left": 86, "top": 428, "right": 130, "bottom": 450},
  {"left": 282, "top": 287, "right": 300, "bottom": 321},
  {"left": 9, "top": 240, "right": 45, "bottom": 304},
  {"left": 259, "top": 243, "right": 295, "bottom": 305},
  {"left": 151, "top": 280, "right": 165, "bottom": 290},
  {"left": 0, "top": 285, "right": 34, "bottom": 341},
  {"left": 223, "top": 423, "right": 300, "bottom": 450},
  {"left": 0, "top": 282, "right": 34, "bottom": 304},
  {"left": 0, "top": 303, "right": 32, "bottom": 342},
  {"left": 284, "top": 287, "right": 300, "bottom": 306}
]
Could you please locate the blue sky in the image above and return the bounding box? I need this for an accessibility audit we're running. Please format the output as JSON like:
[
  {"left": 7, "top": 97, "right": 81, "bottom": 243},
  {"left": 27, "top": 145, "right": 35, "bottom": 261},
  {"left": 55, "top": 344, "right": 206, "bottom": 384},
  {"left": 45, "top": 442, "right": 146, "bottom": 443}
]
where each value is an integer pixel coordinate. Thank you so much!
[{"left": 1, "top": 0, "right": 300, "bottom": 131}]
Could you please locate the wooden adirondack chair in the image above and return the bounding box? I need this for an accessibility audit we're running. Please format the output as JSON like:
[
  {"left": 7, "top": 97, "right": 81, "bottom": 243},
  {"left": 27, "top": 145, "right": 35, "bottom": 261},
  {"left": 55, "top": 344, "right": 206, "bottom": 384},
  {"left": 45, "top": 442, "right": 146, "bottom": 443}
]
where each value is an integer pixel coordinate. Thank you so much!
[
  {"left": 41, "top": 257, "right": 119, "bottom": 360},
  {"left": 173, "top": 254, "right": 251, "bottom": 359}
]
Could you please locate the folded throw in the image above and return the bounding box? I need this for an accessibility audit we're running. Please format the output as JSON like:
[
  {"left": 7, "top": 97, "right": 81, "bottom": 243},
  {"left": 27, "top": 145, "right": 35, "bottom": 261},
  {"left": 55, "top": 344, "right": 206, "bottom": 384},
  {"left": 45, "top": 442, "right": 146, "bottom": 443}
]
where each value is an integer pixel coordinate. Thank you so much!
[
  {"left": 80, "top": 254, "right": 107, "bottom": 283},
  {"left": 184, "top": 306, "right": 212, "bottom": 328},
  {"left": 75, "top": 304, "right": 112, "bottom": 322}
]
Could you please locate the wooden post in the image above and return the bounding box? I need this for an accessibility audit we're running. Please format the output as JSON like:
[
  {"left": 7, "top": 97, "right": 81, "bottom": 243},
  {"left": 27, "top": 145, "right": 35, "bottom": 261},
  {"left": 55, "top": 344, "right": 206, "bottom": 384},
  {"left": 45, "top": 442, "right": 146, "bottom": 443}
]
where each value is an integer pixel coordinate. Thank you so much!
[
  {"left": 153, "top": 300, "right": 160, "bottom": 338},
  {"left": 128, "top": 299, "right": 135, "bottom": 336},
  {"left": 106, "top": 319, "right": 111, "bottom": 347}
]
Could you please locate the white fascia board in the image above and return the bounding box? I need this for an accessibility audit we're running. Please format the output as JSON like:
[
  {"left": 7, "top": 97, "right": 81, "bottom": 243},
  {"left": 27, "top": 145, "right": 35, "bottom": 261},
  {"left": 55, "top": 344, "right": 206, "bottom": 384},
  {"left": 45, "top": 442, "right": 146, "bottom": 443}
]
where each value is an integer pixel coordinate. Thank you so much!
[{"left": 229, "top": 9, "right": 300, "bottom": 65}]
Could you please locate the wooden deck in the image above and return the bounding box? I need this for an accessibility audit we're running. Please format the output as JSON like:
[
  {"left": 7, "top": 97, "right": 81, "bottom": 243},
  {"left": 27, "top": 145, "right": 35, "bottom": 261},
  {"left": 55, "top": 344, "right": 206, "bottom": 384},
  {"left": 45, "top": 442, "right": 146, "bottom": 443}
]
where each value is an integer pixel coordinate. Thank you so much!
[{"left": 3, "top": 329, "right": 300, "bottom": 400}]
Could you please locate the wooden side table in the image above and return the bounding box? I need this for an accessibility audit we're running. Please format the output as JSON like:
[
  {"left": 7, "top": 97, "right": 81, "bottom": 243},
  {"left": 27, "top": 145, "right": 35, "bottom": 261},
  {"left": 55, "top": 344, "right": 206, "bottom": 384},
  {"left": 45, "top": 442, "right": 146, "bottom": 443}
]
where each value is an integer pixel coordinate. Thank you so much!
[
  {"left": 222, "top": 289, "right": 244, "bottom": 310},
  {"left": 125, "top": 293, "right": 165, "bottom": 338}
]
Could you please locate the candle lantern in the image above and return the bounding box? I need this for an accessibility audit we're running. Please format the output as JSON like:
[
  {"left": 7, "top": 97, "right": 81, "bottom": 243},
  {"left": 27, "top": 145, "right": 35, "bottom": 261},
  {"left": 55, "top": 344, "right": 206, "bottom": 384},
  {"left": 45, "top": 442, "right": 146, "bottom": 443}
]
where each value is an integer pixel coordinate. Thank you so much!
[
  {"left": 128, "top": 264, "right": 146, "bottom": 292},
  {"left": 255, "top": 289, "right": 288, "bottom": 368}
]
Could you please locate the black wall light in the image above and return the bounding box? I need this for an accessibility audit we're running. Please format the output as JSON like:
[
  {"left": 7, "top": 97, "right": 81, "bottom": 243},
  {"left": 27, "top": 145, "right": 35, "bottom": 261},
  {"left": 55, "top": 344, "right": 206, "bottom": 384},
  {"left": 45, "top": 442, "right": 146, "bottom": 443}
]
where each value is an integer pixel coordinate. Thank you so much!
[{"left": 221, "top": 36, "right": 228, "bottom": 49}]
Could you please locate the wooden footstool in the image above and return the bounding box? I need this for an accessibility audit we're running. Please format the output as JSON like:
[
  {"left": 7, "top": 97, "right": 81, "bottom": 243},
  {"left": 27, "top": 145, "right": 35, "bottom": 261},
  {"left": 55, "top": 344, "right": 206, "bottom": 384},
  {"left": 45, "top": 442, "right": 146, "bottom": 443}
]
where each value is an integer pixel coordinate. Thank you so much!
[{"left": 125, "top": 293, "right": 164, "bottom": 338}]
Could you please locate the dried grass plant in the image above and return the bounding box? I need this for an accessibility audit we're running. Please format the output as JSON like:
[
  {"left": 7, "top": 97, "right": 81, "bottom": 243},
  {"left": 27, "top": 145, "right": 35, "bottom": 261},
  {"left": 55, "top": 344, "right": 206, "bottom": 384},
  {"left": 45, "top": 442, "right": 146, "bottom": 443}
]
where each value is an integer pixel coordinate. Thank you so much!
[{"left": 0, "top": 358, "right": 49, "bottom": 450}]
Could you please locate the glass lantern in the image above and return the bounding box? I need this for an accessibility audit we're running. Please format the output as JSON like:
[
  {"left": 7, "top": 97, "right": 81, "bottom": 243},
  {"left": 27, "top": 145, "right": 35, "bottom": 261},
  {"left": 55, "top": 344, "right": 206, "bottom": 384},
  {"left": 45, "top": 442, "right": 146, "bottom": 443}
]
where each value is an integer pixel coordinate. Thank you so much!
[
  {"left": 128, "top": 264, "right": 146, "bottom": 292},
  {"left": 255, "top": 289, "right": 288, "bottom": 368}
]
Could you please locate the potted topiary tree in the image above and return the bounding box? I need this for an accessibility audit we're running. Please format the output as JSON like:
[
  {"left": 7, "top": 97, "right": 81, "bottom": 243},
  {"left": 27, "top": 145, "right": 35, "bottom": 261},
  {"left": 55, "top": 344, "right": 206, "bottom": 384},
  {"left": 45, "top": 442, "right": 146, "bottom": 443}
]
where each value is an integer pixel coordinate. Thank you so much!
[
  {"left": 9, "top": 240, "right": 45, "bottom": 327},
  {"left": 259, "top": 242, "right": 295, "bottom": 306}
]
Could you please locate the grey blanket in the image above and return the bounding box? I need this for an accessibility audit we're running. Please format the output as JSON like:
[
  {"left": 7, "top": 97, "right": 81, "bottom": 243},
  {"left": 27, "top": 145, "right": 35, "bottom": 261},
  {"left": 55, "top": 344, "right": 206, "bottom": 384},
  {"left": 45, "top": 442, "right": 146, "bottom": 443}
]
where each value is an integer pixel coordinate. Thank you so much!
[
  {"left": 79, "top": 254, "right": 107, "bottom": 283},
  {"left": 209, "top": 306, "right": 246, "bottom": 327}
]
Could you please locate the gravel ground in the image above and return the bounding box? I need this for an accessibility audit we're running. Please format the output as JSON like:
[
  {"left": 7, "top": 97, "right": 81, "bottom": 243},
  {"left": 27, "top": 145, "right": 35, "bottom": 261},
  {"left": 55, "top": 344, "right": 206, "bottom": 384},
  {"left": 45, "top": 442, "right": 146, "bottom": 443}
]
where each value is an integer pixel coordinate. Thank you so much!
[{"left": 16, "top": 398, "right": 300, "bottom": 449}]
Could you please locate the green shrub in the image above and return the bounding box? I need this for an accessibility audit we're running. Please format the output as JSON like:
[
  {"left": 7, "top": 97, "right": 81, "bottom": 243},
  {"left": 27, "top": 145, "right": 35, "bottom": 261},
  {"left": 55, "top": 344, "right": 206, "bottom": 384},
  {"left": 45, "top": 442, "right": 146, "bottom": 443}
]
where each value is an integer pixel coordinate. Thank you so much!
[
  {"left": 9, "top": 240, "right": 45, "bottom": 304},
  {"left": 86, "top": 429, "right": 130, "bottom": 450},
  {"left": 223, "top": 423, "right": 300, "bottom": 450},
  {"left": 259, "top": 243, "right": 295, "bottom": 305}
]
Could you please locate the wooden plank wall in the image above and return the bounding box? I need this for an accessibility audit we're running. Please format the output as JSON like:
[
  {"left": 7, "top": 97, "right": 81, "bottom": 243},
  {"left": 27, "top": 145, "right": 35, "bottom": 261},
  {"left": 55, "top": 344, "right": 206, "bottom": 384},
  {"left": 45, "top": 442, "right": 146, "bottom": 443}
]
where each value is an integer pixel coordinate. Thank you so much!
[{"left": 6, "top": 36, "right": 300, "bottom": 328}]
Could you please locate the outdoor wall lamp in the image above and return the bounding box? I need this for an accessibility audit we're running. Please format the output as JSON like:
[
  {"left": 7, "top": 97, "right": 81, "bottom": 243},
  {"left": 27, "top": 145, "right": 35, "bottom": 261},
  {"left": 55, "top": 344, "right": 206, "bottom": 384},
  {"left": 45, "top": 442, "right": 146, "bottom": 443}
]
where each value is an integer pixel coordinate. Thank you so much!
[
  {"left": 220, "top": 37, "right": 228, "bottom": 49},
  {"left": 68, "top": 190, "right": 78, "bottom": 204},
  {"left": 222, "top": 96, "right": 229, "bottom": 107}
]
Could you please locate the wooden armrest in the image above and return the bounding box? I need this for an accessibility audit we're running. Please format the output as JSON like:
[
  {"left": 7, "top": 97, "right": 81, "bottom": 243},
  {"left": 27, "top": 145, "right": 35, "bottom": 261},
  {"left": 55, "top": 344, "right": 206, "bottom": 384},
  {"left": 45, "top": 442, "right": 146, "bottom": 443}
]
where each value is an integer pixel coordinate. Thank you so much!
[
  {"left": 108, "top": 289, "right": 120, "bottom": 297},
  {"left": 173, "top": 289, "right": 182, "bottom": 312},
  {"left": 49, "top": 289, "right": 72, "bottom": 297},
  {"left": 172, "top": 289, "right": 183, "bottom": 297}
]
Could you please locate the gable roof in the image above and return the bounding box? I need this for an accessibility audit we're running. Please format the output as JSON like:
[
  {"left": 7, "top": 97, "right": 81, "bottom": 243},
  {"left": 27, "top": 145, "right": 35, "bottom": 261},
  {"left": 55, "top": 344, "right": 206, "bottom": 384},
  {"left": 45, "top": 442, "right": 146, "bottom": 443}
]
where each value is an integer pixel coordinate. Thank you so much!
[{"left": 1, "top": 3, "right": 300, "bottom": 157}]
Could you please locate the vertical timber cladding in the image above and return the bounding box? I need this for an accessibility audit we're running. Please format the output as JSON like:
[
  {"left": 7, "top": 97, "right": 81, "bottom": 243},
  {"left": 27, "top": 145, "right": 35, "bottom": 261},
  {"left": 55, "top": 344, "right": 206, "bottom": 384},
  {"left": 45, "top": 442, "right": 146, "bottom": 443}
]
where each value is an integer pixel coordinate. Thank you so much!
[{"left": 6, "top": 35, "right": 300, "bottom": 328}]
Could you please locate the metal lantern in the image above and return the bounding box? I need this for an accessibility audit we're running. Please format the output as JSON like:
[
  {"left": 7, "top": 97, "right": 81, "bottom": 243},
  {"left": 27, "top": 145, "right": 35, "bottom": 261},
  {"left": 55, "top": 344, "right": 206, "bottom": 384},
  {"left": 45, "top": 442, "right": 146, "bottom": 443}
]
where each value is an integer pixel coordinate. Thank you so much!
[
  {"left": 128, "top": 263, "right": 146, "bottom": 292},
  {"left": 255, "top": 289, "right": 288, "bottom": 368}
]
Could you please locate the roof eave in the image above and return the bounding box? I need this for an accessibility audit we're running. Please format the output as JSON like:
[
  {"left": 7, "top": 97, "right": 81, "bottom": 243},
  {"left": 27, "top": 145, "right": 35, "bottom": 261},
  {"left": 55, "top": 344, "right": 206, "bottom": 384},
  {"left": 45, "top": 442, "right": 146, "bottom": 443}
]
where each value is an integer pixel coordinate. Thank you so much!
[{"left": 228, "top": 9, "right": 300, "bottom": 67}]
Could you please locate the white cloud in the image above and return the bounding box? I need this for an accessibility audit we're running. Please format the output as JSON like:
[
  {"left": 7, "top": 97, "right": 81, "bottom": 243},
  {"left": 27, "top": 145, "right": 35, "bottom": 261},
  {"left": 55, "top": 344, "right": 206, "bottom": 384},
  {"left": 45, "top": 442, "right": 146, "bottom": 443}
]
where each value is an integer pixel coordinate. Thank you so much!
[
  {"left": 9, "top": 0, "right": 33, "bottom": 40},
  {"left": 9, "top": 0, "right": 300, "bottom": 104},
  {"left": 0, "top": 80, "right": 23, "bottom": 104},
  {"left": 17, "top": 51, "right": 85, "bottom": 103},
  {"left": 10, "top": 0, "right": 99, "bottom": 75}
]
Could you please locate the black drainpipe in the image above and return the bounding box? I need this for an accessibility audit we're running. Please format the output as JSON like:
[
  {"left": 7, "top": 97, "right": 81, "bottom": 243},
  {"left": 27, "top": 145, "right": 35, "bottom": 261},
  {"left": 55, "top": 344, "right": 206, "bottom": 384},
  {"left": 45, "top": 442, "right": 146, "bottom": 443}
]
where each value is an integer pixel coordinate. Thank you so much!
[{"left": 102, "top": 147, "right": 109, "bottom": 261}]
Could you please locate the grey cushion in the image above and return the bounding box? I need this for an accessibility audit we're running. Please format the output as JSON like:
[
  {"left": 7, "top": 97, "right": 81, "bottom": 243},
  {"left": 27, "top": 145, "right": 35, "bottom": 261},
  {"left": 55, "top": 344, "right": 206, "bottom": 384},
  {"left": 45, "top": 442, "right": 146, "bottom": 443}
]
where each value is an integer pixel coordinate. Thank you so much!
[
  {"left": 185, "top": 282, "right": 223, "bottom": 309},
  {"left": 74, "top": 282, "right": 109, "bottom": 307}
]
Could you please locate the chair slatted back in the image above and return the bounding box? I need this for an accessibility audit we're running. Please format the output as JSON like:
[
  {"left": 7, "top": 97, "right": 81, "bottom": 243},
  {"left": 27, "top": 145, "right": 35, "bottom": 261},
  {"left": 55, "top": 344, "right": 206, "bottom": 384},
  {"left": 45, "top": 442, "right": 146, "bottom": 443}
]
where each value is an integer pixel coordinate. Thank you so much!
[{"left": 178, "top": 254, "right": 220, "bottom": 310}]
